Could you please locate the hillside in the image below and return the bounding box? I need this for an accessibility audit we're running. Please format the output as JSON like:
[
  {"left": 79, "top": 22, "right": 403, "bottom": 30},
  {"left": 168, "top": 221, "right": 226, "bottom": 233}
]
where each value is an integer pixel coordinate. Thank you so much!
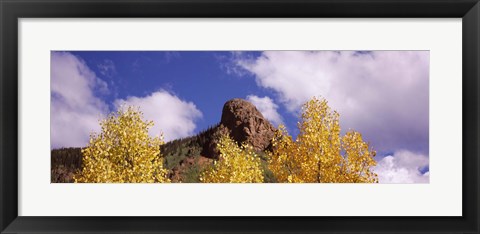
[{"left": 51, "top": 98, "right": 277, "bottom": 183}]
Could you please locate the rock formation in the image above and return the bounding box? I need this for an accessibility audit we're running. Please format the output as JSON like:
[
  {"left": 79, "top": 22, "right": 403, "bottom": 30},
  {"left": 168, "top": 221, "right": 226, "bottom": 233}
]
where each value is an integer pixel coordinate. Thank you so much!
[
  {"left": 199, "top": 98, "right": 277, "bottom": 158},
  {"left": 220, "top": 98, "right": 276, "bottom": 152}
]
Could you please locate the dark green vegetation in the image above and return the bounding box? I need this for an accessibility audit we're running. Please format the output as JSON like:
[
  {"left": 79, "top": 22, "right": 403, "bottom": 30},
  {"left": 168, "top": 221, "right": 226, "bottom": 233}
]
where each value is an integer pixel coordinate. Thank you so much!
[
  {"left": 162, "top": 124, "right": 219, "bottom": 170},
  {"left": 51, "top": 147, "right": 82, "bottom": 183}
]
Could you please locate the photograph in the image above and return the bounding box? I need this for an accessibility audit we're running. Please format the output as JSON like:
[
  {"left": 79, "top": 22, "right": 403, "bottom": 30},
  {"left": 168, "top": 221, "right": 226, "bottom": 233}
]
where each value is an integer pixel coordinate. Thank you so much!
[
  {"left": 50, "top": 51, "right": 429, "bottom": 183},
  {"left": 2, "top": 0, "right": 477, "bottom": 232}
]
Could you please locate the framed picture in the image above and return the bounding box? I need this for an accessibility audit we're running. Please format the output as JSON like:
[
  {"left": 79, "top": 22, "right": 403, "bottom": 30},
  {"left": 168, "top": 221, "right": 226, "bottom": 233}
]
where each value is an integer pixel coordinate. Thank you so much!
[{"left": 1, "top": 0, "right": 478, "bottom": 233}]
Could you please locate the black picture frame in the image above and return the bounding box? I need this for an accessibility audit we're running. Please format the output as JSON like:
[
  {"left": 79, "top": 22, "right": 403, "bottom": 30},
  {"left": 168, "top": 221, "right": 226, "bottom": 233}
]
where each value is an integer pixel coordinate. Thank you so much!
[{"left": 1, "top": 0, "right": 479, "bottom": 233}]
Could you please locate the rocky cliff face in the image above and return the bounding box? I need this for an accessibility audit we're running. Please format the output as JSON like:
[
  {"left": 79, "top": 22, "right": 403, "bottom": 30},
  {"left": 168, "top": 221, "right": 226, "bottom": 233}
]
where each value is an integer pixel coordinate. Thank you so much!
[
  {"left": 220, "top": 98, "right": 276, "bottom": 152},
  {"left": 200, "top": 98, "right": 277, "bottom": 159}
]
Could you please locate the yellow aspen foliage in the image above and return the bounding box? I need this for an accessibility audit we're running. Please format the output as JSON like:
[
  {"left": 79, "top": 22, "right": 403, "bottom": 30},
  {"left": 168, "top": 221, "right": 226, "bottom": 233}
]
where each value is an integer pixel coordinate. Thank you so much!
[
  {"left": 74, "top": 106, "right": 170, "bottom": 183},
  {"left": 340, "top": 131, "right": 378, "bottom": 183},
  {"left": 268, "top": 97, "right": 378, "bottom": 183},
  {"left": 200, "top": 133, "right": 264, "bottom": 183}
]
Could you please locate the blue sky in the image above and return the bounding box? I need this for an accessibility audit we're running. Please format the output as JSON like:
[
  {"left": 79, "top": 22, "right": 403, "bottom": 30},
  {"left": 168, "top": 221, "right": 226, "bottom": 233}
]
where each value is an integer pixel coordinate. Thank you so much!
[
  {"left": 70, "top": 51, "right": 278, "bottom": 132},
  {"left": 51, "top": 51, "right": 430, "bottom": 183}
]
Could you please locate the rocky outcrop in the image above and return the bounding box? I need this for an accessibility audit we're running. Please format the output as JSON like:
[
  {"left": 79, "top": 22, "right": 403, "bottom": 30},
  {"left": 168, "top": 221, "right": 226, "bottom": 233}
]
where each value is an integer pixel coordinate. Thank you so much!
[
  {"left": 199, "top": 98, "right": 277, "bottom": 159},
  {"left": 220, "top": 98, "right": 276, "bottom": 152}
]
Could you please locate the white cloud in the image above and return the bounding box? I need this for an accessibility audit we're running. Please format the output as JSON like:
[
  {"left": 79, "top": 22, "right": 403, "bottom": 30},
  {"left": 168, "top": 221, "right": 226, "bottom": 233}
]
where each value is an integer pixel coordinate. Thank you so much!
[
  {"left": 52, "top": 53, "right": 201, "bottom": 147},
  {"left": 216, "top": 51, "right": 253, "bottom": 76},
  {"left": 114, "top": 90, "right": 202, "bottom": 142},
  {"left": 373, "top": 150, "right": 429, "bottom": 183},
  {"left": 235, "top": 51, "right": 429, "bottom": 153},
  {"left": 246, "top": 95, "right": 283, "bottom": 126},
  {"left": 51, "top": 52, "right": 109, "bottom": 149}
]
